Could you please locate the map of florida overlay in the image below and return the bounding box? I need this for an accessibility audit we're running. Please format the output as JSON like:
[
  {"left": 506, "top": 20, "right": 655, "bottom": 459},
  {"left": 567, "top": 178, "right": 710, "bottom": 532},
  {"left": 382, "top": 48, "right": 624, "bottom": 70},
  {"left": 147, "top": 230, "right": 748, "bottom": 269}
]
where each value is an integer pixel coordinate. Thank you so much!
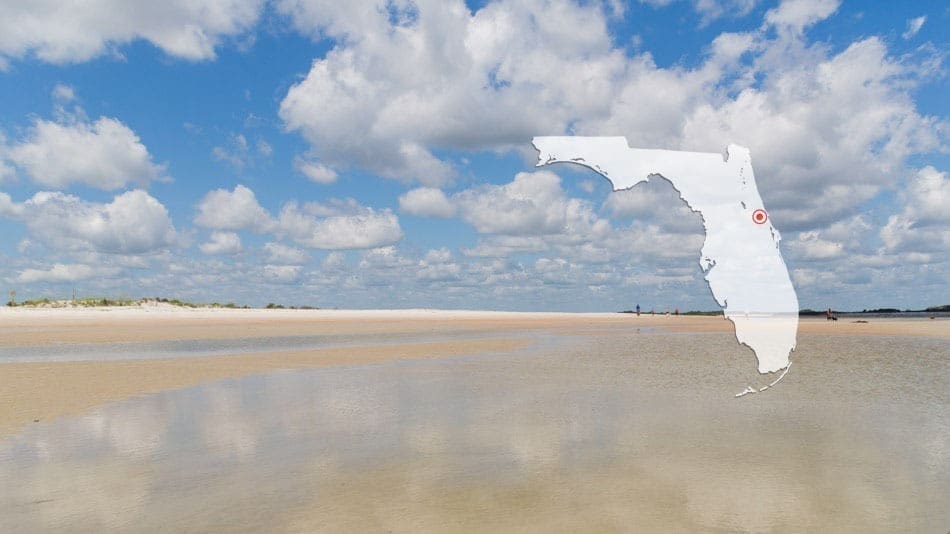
[{"left": 533, "top": 137, "right": 798, "bottom": 375}]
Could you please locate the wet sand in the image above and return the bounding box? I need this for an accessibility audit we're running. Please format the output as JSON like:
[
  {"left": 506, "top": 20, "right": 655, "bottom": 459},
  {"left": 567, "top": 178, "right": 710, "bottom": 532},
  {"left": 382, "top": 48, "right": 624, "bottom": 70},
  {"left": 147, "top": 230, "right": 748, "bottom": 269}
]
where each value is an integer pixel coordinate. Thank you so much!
[
  {"left": 0, "top": 338, "right": 530, "bottom": 437},
  {"left": 0, "top": 317, "right": 946, "bottom": 532},
  {"left": 1, "top": 308, "right": 946, "bottom": 438},
  {"left": 0, "top": 307, "right": 633, "bottom": 347},
  {"left": 2, "top": 307, "right": 945, "bottom": 348}
]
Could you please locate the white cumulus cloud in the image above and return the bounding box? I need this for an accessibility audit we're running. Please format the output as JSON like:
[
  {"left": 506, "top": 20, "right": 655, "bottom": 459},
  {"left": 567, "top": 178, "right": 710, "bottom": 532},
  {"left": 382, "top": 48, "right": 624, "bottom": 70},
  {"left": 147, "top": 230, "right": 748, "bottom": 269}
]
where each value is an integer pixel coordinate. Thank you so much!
[
  {"left": 763, "top": 0, "right": 839, "bottom": 34},
  {"left": 15, "top": 263, "right": 118, "bottom": 283},
  {"left": 277, "top": 202, "right": 403, "bottom": 250},
  {"left": 276, "top": 0, "right": 943, "bottom": 236},
  {"left": 398, "top": 187, "right": 456, "bottom": 218},
  {"left": 0, "top": 191, "right": 20, "bottom": 217},
  {"left": 454, "top": 170, "right": 604, "bottom": 236},
  {"left": 277, "top": 0, "right": 618, "bottom": 185},
  {"left": 903, "top": 166, "right": 948, "bottom": 225},
  {"left": 878, "top": 166, "right": 949, "bottom": 255},
  {"left": 195, "top": 184, "right": 274, "bottom": 232},
  {"left": 5, "top": 116, "right": 167, "bottom": 190},
  {"left": 263, "top": 264, "right": 302, "bottom": 284},
  {"left": 199, "top": 231, "right": 242, "bottom": 255},
  {"left": 295, "top": 157, "right": 338, "bottom": 184},
  {"left": 262, "top": 242, "right": 308, "bottom": 264},
  {"left": 0, "top": 0, "right": 265, "bottom": 67},
  {"left": 0, "top": 189, "right": 177, "bottom": 254},
  {"left": 416, "top": 248, "right": 461, "bottom": 282}
]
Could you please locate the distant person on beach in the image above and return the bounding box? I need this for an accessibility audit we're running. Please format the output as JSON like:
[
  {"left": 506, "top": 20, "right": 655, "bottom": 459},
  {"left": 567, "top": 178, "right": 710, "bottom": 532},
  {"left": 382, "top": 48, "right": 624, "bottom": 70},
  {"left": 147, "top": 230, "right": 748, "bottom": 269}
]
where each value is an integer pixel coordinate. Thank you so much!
[
  {"left": 674, "top": 308, "right": 679, "bottom": 316},
  {"left": 636, "top": 304, "right": 640, "bottom": 316},
  {"left": 826, "top": 308, "right": 837, "bottom": 321}
]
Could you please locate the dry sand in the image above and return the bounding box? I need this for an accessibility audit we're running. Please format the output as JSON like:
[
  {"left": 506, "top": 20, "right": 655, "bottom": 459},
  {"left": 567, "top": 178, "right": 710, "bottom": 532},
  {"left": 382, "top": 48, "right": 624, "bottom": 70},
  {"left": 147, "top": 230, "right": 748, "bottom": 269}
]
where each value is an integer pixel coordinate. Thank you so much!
[{"left": 1, "top": 307, "right": 946, "bottom": 438}]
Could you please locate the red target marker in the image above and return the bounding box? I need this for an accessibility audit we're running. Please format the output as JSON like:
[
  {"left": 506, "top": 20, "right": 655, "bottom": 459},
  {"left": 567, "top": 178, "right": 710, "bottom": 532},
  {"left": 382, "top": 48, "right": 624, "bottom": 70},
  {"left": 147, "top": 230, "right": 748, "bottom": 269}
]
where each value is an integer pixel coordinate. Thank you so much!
[{"left": 752, "top": 209, "right": 768, "bottom": 224}]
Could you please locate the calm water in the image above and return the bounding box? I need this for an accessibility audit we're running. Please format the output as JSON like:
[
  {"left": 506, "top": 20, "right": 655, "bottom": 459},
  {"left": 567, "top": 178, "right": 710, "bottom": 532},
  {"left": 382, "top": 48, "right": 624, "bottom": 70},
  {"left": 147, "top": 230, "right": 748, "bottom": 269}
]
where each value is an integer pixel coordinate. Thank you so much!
[
  {"left": 0, "top": 329, "right": 522, "bottom": 363},
  {"left": 0, "top": 330, "right": 947, "bottom": 532}
]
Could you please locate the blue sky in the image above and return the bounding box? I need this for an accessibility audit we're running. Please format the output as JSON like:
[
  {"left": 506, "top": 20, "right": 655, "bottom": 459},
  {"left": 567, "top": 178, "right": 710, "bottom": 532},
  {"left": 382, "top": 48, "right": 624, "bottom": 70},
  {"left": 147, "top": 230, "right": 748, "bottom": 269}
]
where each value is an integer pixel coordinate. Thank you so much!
[{"left": 0, "top": 0, "right": 946, "bottom": 311}]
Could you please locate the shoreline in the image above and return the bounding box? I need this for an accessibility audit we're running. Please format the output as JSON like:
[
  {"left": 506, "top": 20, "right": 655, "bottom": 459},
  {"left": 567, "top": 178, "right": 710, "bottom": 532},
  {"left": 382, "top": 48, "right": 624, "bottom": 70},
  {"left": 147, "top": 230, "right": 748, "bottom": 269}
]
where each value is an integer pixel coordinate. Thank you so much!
[
  {"left": 1, "top": 307, "right": 945, "bottom": 347},
  {"left": 2, "top": 309, "right": 946, "bottom": 438}
]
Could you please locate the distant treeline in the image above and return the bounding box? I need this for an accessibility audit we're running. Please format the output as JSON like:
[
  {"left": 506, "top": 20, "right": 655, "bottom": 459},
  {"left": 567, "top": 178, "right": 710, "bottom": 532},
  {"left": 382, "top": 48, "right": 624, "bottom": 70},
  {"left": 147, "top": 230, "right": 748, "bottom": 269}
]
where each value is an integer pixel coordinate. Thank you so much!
[
  {"left": 6, "top": 296, "right": 320, "bottom": 310},
  {"left": 618, "top": 305, "right": 949, "bottom": 316},
  {"left": 800, "top": 305, "right": 949, "bottom": 315},
  {"left": 264, "top": 303, "right": 318, "bottom": 310}
]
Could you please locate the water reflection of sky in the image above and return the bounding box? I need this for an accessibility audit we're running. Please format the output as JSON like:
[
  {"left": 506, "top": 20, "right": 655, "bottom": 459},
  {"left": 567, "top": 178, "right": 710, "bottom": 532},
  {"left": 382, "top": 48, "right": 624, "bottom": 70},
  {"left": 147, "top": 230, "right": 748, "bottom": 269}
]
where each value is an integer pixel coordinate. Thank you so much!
[
  {"left": 0, "top": 328, "right": 542, "bottom": 363},
  {"left": 0, "top": 332, "right": 947, "bottom": 531}
]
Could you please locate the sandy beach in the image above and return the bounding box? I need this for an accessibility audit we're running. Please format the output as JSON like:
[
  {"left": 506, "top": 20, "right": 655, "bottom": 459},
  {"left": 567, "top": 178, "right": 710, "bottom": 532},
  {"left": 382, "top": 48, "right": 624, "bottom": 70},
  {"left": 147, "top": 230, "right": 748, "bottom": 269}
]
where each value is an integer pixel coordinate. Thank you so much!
[
  {"left": 1, "top": 307, "right": 947, "bottom": 532},
  {"left": 0, "top": 307, "right": 625, "bottom": 436},
  {"left": 1, "top": 307, "right": 946, "bottom": 437},
  {"left": 2, "top": 306, "right": 945, "bottom": 347}
]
